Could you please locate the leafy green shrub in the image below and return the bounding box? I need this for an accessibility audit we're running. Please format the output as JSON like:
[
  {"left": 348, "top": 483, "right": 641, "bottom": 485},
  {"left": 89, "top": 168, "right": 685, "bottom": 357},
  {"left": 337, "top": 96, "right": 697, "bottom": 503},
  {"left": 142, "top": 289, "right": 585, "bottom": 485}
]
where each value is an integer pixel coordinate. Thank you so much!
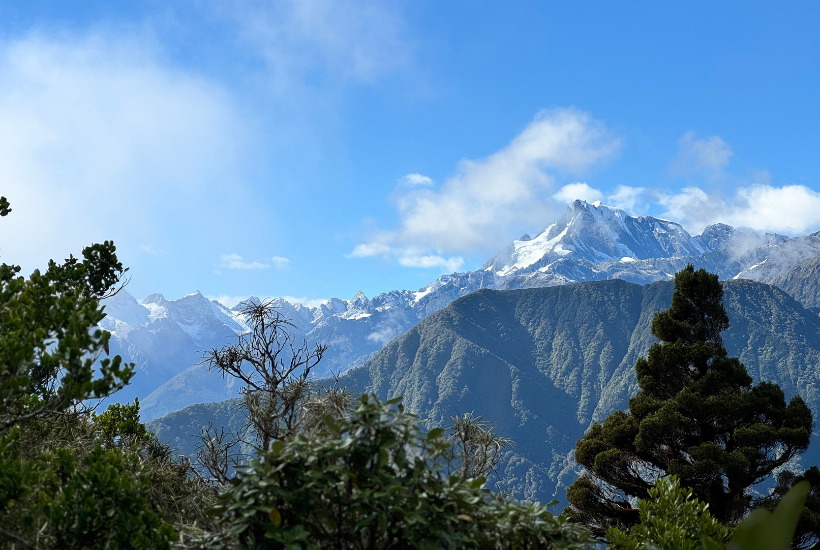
[
  {"left": 0, "top": 426, "right": 178, "bottom": 549},
  {"left": 45, "top": 445, "right": 175, "bottom": 550},
  {"left": 0, "top": 197, "right": 205, "bottom": 547},
  {"left": 94, "top": 398, "right": 150, "bottom": 445},
  {"left": 606, "top": 476, "right": 814, "bottom": 550},
  {"left": 757, "top": 467, "right": 820, "bottom": 548},
  {"left": 189, "top": 395, "right": 595, "bottom": 550},
  {"left": 606, "top": 476, "right": 729, "bottom": 550}
]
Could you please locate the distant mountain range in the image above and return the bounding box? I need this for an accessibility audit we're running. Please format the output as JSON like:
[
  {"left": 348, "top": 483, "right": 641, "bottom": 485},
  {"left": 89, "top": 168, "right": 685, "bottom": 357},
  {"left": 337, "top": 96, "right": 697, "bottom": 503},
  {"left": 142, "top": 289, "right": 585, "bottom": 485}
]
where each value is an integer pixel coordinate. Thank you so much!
[
  {"left": 101, "top": 200, "right": 820, "bottom": 420},
  {"left": 147, "top": 278, "right": 820, "bottom": 505}
]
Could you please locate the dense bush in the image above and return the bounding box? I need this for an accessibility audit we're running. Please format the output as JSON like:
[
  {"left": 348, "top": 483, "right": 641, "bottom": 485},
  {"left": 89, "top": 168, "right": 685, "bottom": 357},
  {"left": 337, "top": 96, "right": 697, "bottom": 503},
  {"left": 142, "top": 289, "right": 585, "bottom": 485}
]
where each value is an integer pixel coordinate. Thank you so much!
[
  {"left": 0, "top": 196, "right": 209, "bottom": 548},
  {"left": 186, "top": 395, "right": 595, "bottom": 550},
  {"left": 606, "top": 476, "right": 729, "bottom": 550},
  {"left": 605, "top": 476, "right": 812, "bottom": 550},
  {"left": 0, "top": 399, "right": 213, "bottom": 548}
]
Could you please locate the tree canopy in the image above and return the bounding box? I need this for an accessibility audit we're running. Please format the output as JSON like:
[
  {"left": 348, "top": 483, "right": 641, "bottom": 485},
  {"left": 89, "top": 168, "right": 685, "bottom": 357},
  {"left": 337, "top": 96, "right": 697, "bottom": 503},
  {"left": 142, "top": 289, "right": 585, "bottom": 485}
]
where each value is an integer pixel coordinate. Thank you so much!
[
  {"left": 0, "top": 196, "right": 205, "bottom": 549},
  {"left": 566, "top": 265, "right": 813, "bottom": 529}
]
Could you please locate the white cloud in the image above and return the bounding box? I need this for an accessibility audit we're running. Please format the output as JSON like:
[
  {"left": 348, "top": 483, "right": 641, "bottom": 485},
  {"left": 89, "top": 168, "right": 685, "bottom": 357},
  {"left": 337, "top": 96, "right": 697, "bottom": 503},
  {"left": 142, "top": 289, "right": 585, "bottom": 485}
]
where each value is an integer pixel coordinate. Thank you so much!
[
  {"left": 397, "top": 254, "right": 464, "bottom": 272},
  {"left": 220, "top": 254, "right": 270, "bottom": 270},
  {"left": 553, "top": 182, "right": 603, "bottom": 204},
  {"left": 140, "top": 245, "right": 167, "bottom": 256},
  {"left": 366, "top": 323, "right": 403, "bottom": 345},
  {"left": 348, "top": 242, "right": 392, "bottom": 258},
  {"left": 659, "top": 184, "right": 820, "bottom": 235},
  {"left": 399, "top": 173, "right": 433, "bottom": 186},
  {"left": 672, "top": 131, "right": 733, "bottom": 179},
  {"left": 607, "top": 185, "right": 648, "bottom": 213},
  {"left": 225, "top": 0, "right": 411, "bottom": 89},
  {"left": 0, "top": 32, "right": 248, "bottom": 272},
  {"left": 270, "top": 256, "right": 291, "bottom": 270},
  {"left": 352, "top": 109, "right": 622, "bottom": 265}
]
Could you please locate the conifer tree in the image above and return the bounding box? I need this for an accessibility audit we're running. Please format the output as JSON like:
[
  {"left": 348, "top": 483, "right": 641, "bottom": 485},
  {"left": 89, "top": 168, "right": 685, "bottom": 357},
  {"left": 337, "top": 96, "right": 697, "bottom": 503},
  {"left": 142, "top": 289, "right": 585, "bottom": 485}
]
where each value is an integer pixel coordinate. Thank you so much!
[{"left": 565, "top": 265, "right": 813, "bottom": 530}]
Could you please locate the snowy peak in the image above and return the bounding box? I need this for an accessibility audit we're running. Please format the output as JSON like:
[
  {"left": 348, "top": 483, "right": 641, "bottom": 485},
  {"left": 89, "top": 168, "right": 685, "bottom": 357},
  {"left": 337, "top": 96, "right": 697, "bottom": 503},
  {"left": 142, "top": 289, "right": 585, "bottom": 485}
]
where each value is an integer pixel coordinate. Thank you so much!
[
  {"left": 102, "top": 289, "right": 149, "bottom": 327},
  {"left": 231, "top": 296, "right": 262, "bottom": 312},
  {"left": 696, "top": 223, "right": 787, "bottom": 256},
  {"left": 488, "top": 200, "right": 704, "bottom": 277},
  {"left": 548, "top": 200, "right": 703, "bottom": 261},
  {"left": 142, "top": 293, "right": 168, "bottom": 306},
  {"left": 102, "top": 290, "right": 248, "bottom": 347}
]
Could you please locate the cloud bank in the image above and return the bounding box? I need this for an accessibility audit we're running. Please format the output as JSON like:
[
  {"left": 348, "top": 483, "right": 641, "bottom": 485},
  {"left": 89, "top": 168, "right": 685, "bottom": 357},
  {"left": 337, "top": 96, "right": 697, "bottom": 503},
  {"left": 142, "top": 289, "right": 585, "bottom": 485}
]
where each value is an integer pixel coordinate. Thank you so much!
[
  {"left": 658, "top": 184, "right": 820, "bottom": 235},
  {"left": 0, "top": 31, "right": 248, "bottom": 272},
  {"left": 569, "top": 180, "right": 820, "bottom": 236},
  {"left": 547, "top": 131, "right": 820, "bottom": 236},
  {"left": 220, "top": 254, "right": 291, "bottom": 271},
  {"left": 351, "top": 108, "right": 622, "bottom": 271},
  {"left": 672, "top": 131, "right": 733, "bottom": 179},
  {"left": 226, "top": 0, "right": 411, "bottom": 90}
]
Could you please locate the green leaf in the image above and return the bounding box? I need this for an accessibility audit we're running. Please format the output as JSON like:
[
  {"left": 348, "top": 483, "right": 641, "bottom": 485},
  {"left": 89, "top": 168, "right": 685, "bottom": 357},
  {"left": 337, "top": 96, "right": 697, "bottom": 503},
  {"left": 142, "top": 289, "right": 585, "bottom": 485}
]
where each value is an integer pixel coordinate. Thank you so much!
[
  {"left": 269, "top": 507, "right": 282, "bottom": 527},
  {"left": 730, "top": 481, "right": 810, "bottom": 550},
  {"left": 426, "top": 428, "right": 444, "bottom": 441}
]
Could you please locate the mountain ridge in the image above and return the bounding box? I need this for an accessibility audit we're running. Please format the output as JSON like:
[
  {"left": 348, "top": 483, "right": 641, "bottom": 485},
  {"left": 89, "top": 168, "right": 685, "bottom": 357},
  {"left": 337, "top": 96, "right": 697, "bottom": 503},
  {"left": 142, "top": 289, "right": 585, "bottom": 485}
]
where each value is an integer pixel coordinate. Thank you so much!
[
  {"left": 334, "top": 278, "right": 820, "bottom": 502},
  {"left": 148, "top": 278, "right": 820, "bottom": 504},
  {"left": 101, "top": 200, "right": 820, "bottom": 419}
]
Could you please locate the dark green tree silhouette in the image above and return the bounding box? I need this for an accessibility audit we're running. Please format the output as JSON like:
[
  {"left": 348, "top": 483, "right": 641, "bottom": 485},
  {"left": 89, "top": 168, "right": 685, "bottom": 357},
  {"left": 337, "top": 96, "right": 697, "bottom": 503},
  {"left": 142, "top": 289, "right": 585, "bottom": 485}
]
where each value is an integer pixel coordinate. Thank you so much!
[
  {"left": 565, "top": 265, "right": 812, "bottom": 531},
  {"left": 0, "top": 196, "right": 184, "bottom": 549}
]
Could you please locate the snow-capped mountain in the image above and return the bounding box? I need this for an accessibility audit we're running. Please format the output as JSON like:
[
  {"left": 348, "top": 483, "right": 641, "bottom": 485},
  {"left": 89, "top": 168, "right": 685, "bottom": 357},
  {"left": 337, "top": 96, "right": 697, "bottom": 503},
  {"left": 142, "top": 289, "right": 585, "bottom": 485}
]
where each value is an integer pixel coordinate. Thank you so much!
[
  {"left": 486, "top": 200, "right": 705, "bottom": 276},
  {"left": 100, "top": 290, "right": 249, "bottom": 404},
  {"left": 102, "top": 200, "right": 820, "bottom": 419}
]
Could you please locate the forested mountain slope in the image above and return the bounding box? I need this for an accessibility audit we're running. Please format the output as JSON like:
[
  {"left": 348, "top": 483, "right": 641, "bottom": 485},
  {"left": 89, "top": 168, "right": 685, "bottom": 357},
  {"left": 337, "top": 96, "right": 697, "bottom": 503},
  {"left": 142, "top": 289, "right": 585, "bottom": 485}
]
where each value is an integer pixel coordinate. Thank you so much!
[
  {"left": 150, "top": 278, "right": 820, "bottom": 504},
  {"left": 765, "top": 254, "right": 820, "bottom": 309},
  {"left": 117, "top": 201, "right": 820, "bottom": 419},
  {"left": 336, "top": 279, "right": 820, "bottom": 502}
]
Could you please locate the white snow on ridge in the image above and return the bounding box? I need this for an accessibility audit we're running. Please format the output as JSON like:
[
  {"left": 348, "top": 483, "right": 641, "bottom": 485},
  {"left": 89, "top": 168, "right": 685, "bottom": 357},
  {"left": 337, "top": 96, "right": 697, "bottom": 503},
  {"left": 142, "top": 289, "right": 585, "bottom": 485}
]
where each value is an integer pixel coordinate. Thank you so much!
[
  {"left": 413, "top": 287, "right": 433, "bottom": 303},
  {"left": 496, "top": 224, "right": 568, "bottom": 276},
  {"left": 106, "top": 199, "right": 820, "bottom": 389},
  {"left": 344, "top": 311, "right": 372, "bottom": 320}
]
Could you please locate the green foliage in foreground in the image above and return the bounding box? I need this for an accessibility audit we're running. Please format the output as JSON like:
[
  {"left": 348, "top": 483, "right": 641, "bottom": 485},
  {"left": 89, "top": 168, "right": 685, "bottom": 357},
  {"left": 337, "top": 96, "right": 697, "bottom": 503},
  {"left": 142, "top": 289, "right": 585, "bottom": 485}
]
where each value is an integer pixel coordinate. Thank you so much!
[
  {"left": 185, "top": 395, "right": 595, "bottom": 550},
  {"left": 607, "top": 477, "right": 729, "bottom": 550},
  {"left": 731, "top": 479, "right": 811, "bottom": 550},
  {"left": 0, "top": 399, "right": 211, "bottom": 549},
  {"left": 0, "top": 196, "right": 209, "bottom": 548},
  {"left": 607, "top": 476, "right": 812, "bottom": 550},
  {"left": 42, "top": 444, "right": 174, "bottom": 549}
]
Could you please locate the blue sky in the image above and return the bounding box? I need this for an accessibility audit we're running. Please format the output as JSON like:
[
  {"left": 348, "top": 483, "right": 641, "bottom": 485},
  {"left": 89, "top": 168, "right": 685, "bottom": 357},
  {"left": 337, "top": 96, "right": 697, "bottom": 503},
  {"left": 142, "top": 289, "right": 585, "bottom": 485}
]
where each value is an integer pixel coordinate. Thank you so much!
[{"left": 1, "top": 1, "right": 819, "bottom": 306}]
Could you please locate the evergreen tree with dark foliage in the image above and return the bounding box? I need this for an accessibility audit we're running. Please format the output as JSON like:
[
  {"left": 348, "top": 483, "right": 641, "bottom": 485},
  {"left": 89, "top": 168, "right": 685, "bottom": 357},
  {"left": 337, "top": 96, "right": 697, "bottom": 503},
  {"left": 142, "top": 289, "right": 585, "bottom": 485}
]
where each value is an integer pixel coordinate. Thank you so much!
[{"left": 565, "top": 265, "right": 813, "bottom": 531}]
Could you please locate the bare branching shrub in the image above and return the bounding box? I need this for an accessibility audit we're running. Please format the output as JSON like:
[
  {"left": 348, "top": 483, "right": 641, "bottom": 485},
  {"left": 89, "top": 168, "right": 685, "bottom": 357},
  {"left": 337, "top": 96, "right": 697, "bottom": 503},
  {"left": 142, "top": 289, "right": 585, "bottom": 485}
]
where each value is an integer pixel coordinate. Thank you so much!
[
  {"left": 195, "top": 422, "right": 241, "bottom": 486},
  {"left": 203, "top": 300, "right": 327, "bottom": 451},
  {"left": 299, "top": 385, "right": 355, "bottom": 436}
]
